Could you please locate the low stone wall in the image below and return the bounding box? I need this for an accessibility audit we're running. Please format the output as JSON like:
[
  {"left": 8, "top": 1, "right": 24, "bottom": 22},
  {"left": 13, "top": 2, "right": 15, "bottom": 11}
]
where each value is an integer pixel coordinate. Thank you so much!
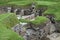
[{"left": 21, "top": 14, "right": 35, "bottom": 20}]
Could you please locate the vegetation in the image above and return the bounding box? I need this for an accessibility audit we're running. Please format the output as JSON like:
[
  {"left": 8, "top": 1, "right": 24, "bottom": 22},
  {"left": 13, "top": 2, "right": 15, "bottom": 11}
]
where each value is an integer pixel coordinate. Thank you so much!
[
  {"left": 0, "top": 13, "right": 19, "bottom": 29},
  {"left": 31, "top": 16, "right": 48, "bottom": 25},
  {"left": 0, "top": 13, "right": 24, "bottom": 40},
  {"left": 7, "top": 1, "right": 32, "bottom": 7},
  {"left": 44, "top": 2, "right": 60, "bottom": 21},
  {"left": 2, "top": 0, "right": 60, "bottom": 21},
  {"left": 0, "top": 0, "right": 60, "bottom": 23},
  {"left": 36, "top": 0, "right": 60, "bottom": 2},
  {"left": 19, "top": 19, "right": 30, "bottom": 23},
  {"left": 0, "top": 0, "right": 60, "bottom": 40},
  {"left": 0, "top": 24, "right": 24, "bottom": 40},
  {"left": 36, "top": 1, "right": 57, "bottom": 6},
  {"left": 1, "top": 0, "right": 59, "bottom": 22}
]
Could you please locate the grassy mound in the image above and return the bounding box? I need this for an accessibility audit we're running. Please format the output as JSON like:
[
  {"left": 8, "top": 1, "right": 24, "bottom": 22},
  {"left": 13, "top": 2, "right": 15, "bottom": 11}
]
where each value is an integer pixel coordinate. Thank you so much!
[
  {"left": 0, "top": 24, "right": 24, "bottom": 40},
  {"left": 0, "top": 13, "right": 24, "bottom": 40},
  {"left": 0, "top": 13, "right": 19, "bottom": 29},
  {"left": 19, "top": 19, "right": 30, "bottom": 23},
  {"left": 31, "top": 16, "right": 48, "bottom": 25},
  {"left": 44, "top": 2, "right": 60, "bottom": 21}
]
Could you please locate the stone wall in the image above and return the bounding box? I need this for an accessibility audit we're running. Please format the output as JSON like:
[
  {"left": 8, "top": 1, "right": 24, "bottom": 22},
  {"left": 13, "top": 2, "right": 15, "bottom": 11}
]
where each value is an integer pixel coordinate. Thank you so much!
[{"left": 55, "top": 22, "right": 60, "bottom": 32}]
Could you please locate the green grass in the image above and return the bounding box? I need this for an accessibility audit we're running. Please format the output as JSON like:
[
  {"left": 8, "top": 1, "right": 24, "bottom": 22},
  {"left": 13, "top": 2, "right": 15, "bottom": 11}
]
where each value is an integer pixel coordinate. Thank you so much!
[
  {"left": 31, "top": 16, "right": 48, "bottom": 25},
  {"left": 0, "top": 24, "right": 24, "bottom": 40},
  {"left": 0, "top": 0, "right": 60, "bottom": 21},
  {"left": 7, "top": 1, "right": 32, "bottom": 6},
  {"left": 19, "top": 16, "right": 48, "bottom": 26},
  {"left": 0, "top": 0, "right": 55, "bottom": 6},
  {"left": 0, "top": 0, "right": 60, "bottom": 5},
  {"left": 0, "top": 13, "right": 24, "bottom": 40},
  {"left": 36, "top": 1, "right": 57, "bottom": 6},
  {"left": 0, "top": 0, "right": 60, "bottom": 39},
  {"left": 44, "top": 2, "right": 60, "bottom": 21},
  {"left": 36, "top": 0, "right": 60, "bottom": 2},
  {"left": 0, "top": 13, "right": 19, "bottom": 29},
  {"left": 0, "top": 0, "right": 20, "bottom": 4},
  {"left": 19, "top": 19, "right": 30, "bottom": 23}
]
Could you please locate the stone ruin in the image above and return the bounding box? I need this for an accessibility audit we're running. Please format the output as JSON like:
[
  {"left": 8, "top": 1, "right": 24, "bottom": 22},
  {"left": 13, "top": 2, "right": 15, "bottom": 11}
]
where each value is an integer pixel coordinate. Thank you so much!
[
  {"left": 1, "top": 3, "right": 59, "bottom": 40},
  {"left": 21, "top": 20, "right": 56, "bottom": 40},
  {"left": 11, "top": 20, "right": 56, "bottom": 40},
  {"left": 10, "top": 4, "right": 56, "bottom": 40}
]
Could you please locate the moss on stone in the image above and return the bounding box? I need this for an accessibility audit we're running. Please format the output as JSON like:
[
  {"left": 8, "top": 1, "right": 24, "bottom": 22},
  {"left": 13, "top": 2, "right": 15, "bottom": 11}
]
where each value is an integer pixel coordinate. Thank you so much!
[
  {"left": 19, "top": 19, "right": 30, "bottom": 23},
  {"left": 31, "top": 16, "right": 48, "bottom": 25}
]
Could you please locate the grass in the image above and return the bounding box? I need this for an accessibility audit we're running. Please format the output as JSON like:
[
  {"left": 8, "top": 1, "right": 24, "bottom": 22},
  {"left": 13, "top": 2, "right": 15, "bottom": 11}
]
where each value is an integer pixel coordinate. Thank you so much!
[
  {"left": 0, "top": 0, "right": 60, "bottom": 5},
  {"left": 44, "top": 2, "right": 60, "bottom": 21},
  {"left": 7, "top": 1, "right": 32, "bottom": 6},
  {"left": 31, "top": 16, "right": 48, "bottom": 25},
  {"left": 0, "top": 13, "right": 19, "bottom": 29},
  {"left": 0, "top": 24, "right": 24, "bottom": 40},
  {"left": 36, "top": 1, "right": 57, "bottom": 6},
  {"left": 0, "top": 0, "right": 60, "bottom": 39},
  {"left": 0, "top": 0, "right": 60, "bottom": 21},
  {"left": 0, "top": 13, "right": 24, "bottom": 40},
  {"left": 35, "top": 0, "right": 60, "bottom": 2},
  {"left": 19, "top": 19, "right": 30, "bottom": 23}
]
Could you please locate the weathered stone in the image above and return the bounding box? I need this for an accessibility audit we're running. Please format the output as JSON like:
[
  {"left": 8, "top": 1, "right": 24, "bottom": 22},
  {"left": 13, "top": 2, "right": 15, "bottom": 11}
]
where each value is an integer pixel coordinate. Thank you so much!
[
  {"left": 20, "top": 9, "right": 24, "bottom": 16},
  {"left": 38, "top": 7, "right": 47, "bottom": 16},
  {"left": 45, "top": 14, "right": 55, "bottom": 24},
  {"left": 7, "top": 7, "right": 11, "bottom": 13},
  {"left": 55, "top": 21, "right": 60, "bottom": 32},
  {"left": 41, "top": 37, "right": 50, "bottom": 40},
  {"left": 24, "top": 9, "right": 32, "bottom": 15},
  {"left": 14, "top": 9, "right": 18, "bottom": 13},
  {"left": 16, "top": 8, "right": 21, "bottom": 15},
  {"left": 44, "top": 21, "right": 56, "bottom": 35}
]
